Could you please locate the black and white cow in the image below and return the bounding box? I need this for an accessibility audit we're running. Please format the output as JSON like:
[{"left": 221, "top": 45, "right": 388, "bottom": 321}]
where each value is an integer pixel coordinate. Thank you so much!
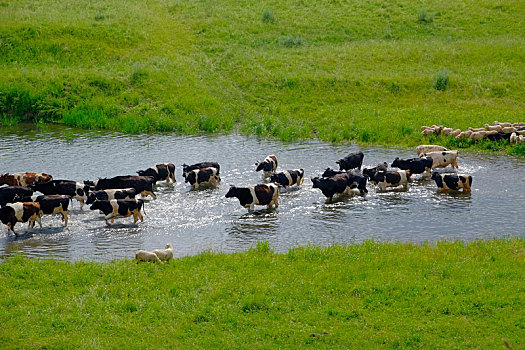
[
  {"left": 30, "top": 180, "right": 90, "bottom": 208},
  {"left": 362, "top": 162, "right": 389, "bottom": 180},
  {"left": 391, "top": 157, "right": 433, "bottom": 176},
  {"left": 321, "top": 168, "right": 347, "bottom": 178},
  {"left": 137, "top": 163, "right": 176, "bottom": 183},
  {"left": 336, "top": 151, "right": 364, "bottom": 171},
  {"left": 419, "top": 150, "right": 459, "bottom": 169},
  {"left": 89, "top": 199, "right": 145, "bottom": 225},
  {"left": 255, "top": 155, "right": 278, "bottom": 177},
  {"left": 225, "top": 183, "right": 279, "bottom": 211},
  {"left": 182, "top": 162, "right": 220, "bottom": 180},
  {"left": 0, "top": 186, "right": 34, "bottom": 206},
  {"left": 86, "top": 188, "right": 138, "bottom": 205},
  {"left": 370, "top": 170, "right": 411, "bottom": 191},
  {"left": 185, "top": 167, "right": 220, "bottom": 189},
  {"left": 18, "top": 195, "right": 70, "bottom": 226},
  {"left": 431, "top": 172, "right": 472, "bottom": 192},
  {"left": 0, "top": 202, "right": 41, "bottom": 236},
  {"left": 94, "top": 176, "right": 156, "bottom": 200},
  {"left": 270, "top": 169, "right": 304, "bottom": 188},
  {"left": 312, "top": 172, "right": 365, "bottom": 202}
]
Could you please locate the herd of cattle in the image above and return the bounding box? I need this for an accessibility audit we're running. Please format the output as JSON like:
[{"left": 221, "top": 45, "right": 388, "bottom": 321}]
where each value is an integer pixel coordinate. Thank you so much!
[{"left": 0, "top": 144, "right": 470, "bottom": 236}]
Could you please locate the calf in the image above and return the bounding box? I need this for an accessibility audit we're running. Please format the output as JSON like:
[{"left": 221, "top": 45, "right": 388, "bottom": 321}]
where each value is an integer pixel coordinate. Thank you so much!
[
  {"left": 182, "top": 162, "right": 220, "bottom": 180},
  {"left": 391, "top": 157, "right": 433, "bottom": 176},
  {"left": 89, "top": 199, "right": 145, "bottom": 226},
  {"left": 255, "top": 155, "right": 278, "bottom": 177},
  {"left": 431, "top": 172, "right": 472, "bottom": 192},
  {"left": 94, "top": 176, "right": 156, "bottom": 200},
  {"left": 152, "top": 243, "right": 174, "bottom": 262},
  {"left": 420, "top": 150, "right": 459, "bottom": 169},
  {"left": 225, "top": 183, "right": 279, "bottom": 211},
  {"left": 185, "top": 167, "right": 220, "bottom": 189},
  {"left": 371, "top": 170, "right": 411, "bottom": 191},
  {"left": 0, "top": 186, "right": 34, "bottom": 206},
  {"left": 0, "top": 172, "right": 53, "bottom": 187},
  {"left": 0, "top": 202, "right": 41, "bottom": 236},
  {"left": 86, "top": 188, "right": 138, "bottom": 205},
  {"left": 137, "top": 163, "right": 176, "bottom": 183},
  {"left": 336, "top": 151, "right": 364, "bottom": 171},
  {"left": 19, "top": 195, "right": 70, "bottom": 226},
  {"left": 270, "top": 169, "right": 304, "bottom": 188},
  {"left": 416, "top": 145, "right": 448, "bottom": 156},
  {"left": 362, "top": 162, "right": 389, "bottom": 180}
]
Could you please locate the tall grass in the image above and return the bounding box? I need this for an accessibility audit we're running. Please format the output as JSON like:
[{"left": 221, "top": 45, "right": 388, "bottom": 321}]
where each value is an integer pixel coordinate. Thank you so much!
[{"left": 0, "top": 0, "right": 523, "bottom": 151}]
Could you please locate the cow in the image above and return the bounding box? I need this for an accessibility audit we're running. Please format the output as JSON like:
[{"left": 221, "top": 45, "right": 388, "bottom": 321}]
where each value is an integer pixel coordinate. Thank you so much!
[
  {"left": 137, "top": 163, "right": 176, "bottom": 183},
  {"left": 89, "top": 199, "right": 145, "bottom": 225},
  {"left": 94, "top": 176, "right": 156, "bottom": 200},
  {"left": 18, "top": 195, "right": 70, "bottom": 226},
  {"left": 255, "top": 155, "right": 278, "bottom": 177},
  {"left": 321, "top": 168, "right": 348, "bottom": 178},
  {"left": 0, "top": 172, "right": 53, "bottom": 187},
  {"left": 336, "top": 151, "right": 364, "bottom": 171},
  {"left": 371, "top": 170, "right": 411, "bottom": 191},
  {"left": 270, "top": 169, "right": 305, "bottom": 188},
  {"left": 431, "top": 172, "right": 472, "bottom": 192},
  {"left": 182, "top": 162, "right": 220, "bottom": 180},
  {"left": 30, "top": 180, "right": 90, "bottom": 208},
  {"left": 312, "top": 172, "right": 364, "bottom": 202},
  {"left": 86, "top": 188, "right": 138, "bottom": 205},
  {"left": 420, "top": 150, "right": 459, "bottom": 169},
  {"left": 415, "top": 145, "right": 448, "bottom": 157},
  {"left": 185, "top": 167, "right": 220, "bottom": 189},
  {"left": 391, "top": 157, "right": 433, "bottom": 176},
  {"left": 0, "top": 186, "right": 34, "bottom": 206},
  {"left": 225, "top": 183, "right": 279, "bottom": 211},
  {"left": 361, "top": 162, "right": 389, "bottom": 180},
  {"left": 0, "top": 202, "right": 41, "bottom": 236}
]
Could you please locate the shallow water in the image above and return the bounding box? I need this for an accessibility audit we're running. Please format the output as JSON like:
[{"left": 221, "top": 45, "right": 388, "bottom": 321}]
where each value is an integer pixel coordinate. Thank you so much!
[{"left": 0, "top": 124, "right": 524, "bottom": 261}]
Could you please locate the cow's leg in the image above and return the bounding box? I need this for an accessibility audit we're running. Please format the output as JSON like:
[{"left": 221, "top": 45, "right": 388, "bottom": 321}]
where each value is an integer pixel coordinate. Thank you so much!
[
  {"left": 36, "top": 212, "right": 43, "bottom": 228},
  {"left": 274, "top": 198, "right": 279, "bottom": 208},
  {"left": 138, "top": 210, "right": 144, "bottom": 222},
  {"left": 249, "top": 203, "right": 255, "bottom": 211},
  {"left": 10, "top": 224, "right": 19, "bottom": 237},
  {"left": 132, "top": 211, "right": 138, "bottom": 223},
  {"left": 104, "top": 214, "right": 113, "bottom": 226},
  {"left": 61, "top": 209, "right": 69, "bottom": 226}
]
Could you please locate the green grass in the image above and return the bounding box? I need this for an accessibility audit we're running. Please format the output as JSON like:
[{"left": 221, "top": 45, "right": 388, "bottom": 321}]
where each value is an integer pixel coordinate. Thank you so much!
[
  {"left": 1, "top": 239, "right": 525, "bottom": 348},
  {"left": 0, "top": 0, "right": 524, "bottom": 152}
]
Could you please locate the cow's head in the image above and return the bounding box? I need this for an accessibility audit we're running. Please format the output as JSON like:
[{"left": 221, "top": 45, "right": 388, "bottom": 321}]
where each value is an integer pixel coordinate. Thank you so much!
[
  {"left": 269, "top": 173, "right": 278, "bottom": 183},
  {"left": 311, "top": 177, "right": 321, "bottom": 189},
  {"left": 225, "top": 186, "right": 239, "bottom": 198},
  {"left": 89, "top": 200, "right": 103, "bottom": 211},
  {"left": 86, "top": 193, "right": 97, "bottom": 205},
  {"left": 391, "top": 157, "right": 400, "bottom": 168}
]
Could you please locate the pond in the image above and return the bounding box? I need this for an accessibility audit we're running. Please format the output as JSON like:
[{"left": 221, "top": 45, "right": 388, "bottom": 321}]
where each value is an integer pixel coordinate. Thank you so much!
[{"left": 0, "top": 124, "right": 523, "bottom": 261}]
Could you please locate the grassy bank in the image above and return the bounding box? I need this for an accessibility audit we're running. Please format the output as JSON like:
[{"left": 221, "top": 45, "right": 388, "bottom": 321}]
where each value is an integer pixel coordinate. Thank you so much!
[
  {"left": 1, "top": 239, "right": 525, "bottom": 348},
  {"left": 0, "top": 0, "right": 524, "bottom": 152}
]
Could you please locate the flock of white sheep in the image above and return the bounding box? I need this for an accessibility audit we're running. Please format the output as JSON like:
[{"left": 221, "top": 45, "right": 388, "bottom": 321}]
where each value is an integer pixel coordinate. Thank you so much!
[{"left": 421, "top": 121, "right": 525, "bottom": 142}]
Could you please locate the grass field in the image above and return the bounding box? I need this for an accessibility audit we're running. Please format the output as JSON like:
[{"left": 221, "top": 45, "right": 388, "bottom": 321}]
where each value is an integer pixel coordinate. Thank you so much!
[
  {"left": 1, "top": 239, "right": 524, "bottom": 348},
  {"left": 0, "top": 0, "right": 524, "bottom": 152}
]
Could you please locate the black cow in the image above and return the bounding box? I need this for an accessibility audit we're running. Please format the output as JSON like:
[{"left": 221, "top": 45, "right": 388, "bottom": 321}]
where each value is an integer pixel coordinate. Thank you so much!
[
  {"left": 255, "top": 155, "right": 278, "bottom": 177},
  {"left": 270, "top": 169, "right": 304, "bottom": 188},
  {"left": 362, "top": 162, "right": 389, "bottom": 180},
  {"left": 321, "top": 168, "right": 347, "bottom": 178},
  {"left": 0, "top": 202, "right": 41, "bottom": 236},
  {"left": 0, "top": 186, "right": 34, "bottom": 206},
  {"left": 19, "top": 195, "right": 70, "bottom": 226},
  {"left": 185, "top": 167, "right": 220, "bottom": 189},
  {"left": 94, "top": 176, "right": 156, "bottom": 200},
  {"left": 137, "top": 163, "right": 176, "bottom": 183},
  {"left": 182, "top": 162, "right": 220, "bottom": 180},
  {"left": 30, "top": 180, "right": 90, "bottom": 208},
  {"left": 336, "top": 151, "right": 364, "bottom": 171},
  {"left": 86, "top": 188, "right": 138, "bottom": 205},
  {"left": 225, "top": 183, "right": 279, "bottom": 211},
  {"left": 431, "top": 172, "right": 472, "bottom": 192},
  {"left": 312, "top": 173, "right": 357, "bottom": 202},
  {"left": 391, "top": 157, "right": 433, "bottom": 176},
  {"left": 372, "top": 170, "right": 411, "bottom": 191},
  {"left": 89, "top": 199, "right": 145, "bottom": 225}
]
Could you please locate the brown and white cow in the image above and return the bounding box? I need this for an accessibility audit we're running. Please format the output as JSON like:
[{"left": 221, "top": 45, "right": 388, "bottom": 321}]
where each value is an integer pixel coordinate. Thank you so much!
[
  {"left": 255, "top": 155, "right": 278, "bottom": 177},
  {"left": 185, "top": 167, "right": 220, "bottom": 189},
  {"left": 137, "top": 163, "right": 176, "bottom": 183},
  {"left": 0, "top": 172, "right": 53, "bottom": 187},
  {"left": 370, "top": 170, "right": 411, "bottom": 191},
  {"left": 89, "top": 199, "right": 145, "bottom": 225},
  {"left": 431, "top": 172, "right": 472, "bottom": 192},
  {"left": 270, "top": 169, "right": 304, "bottom": 188},
  {"left": 0, "top": 202, "right": 42, "bottom": 236},
  {"left": 419, "top": 150, "right": 459, "bottom": 169},
  {"left": 225, "top": 183, "right": 279, "bottom": 211}
]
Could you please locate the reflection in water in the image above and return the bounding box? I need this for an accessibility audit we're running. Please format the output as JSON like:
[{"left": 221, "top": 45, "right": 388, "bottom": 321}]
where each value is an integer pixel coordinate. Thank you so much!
[{"left": 0, "top": 123, "right": 524, "bottom": 261}]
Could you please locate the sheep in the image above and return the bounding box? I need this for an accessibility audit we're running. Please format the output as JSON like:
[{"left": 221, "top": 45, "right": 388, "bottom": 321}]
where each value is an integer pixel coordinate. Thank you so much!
[
  {"left": 422, "top": 129, "right": 434, "bottom": 136},
  {"left": 513, "top": 122, "right": 525, "bottom": 127},
  {"left": 510, "top": 133, "right": 519, "bottom": 144},
  {"left": 469, "top": 131, "right": 487, "bottom": 140},
  {"left": 451, "top": 129, "right": 462, "bottom": 137},
  {"left": 152, "top": 243, "right": 174, "bottom": 262},
  {"left": 502, "top": 127, "right": 517, "bottom": 133},
  {"left": 484, "top": 124, "right": 502, "bottom": 132},
  {"left": 431, "top": 125, "right": 443, "bottom": 134},
  {"left": 517, "top": 130, "right": 525, "bottom": 136},
  {"left": 416, "top": 145, "right": 448, "bottom": 156},
  {"left": 520, "top": 135, "right": 525, "bottom": 143},
  {"left": 442, "top": 127, "right": 453, "bottom": 136},
  {"left": 135, "top": 250, "right": 162, "bottom": 263},
  {"left": 494, "top": 121, "right": 512, "bottom": 127},
  {"left": 468, "top": 127, "right": 485, "bottom": 132}
]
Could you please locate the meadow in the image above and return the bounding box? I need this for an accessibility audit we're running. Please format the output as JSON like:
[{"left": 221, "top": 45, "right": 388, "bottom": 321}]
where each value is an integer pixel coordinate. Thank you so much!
[
  {"left": 1, "top": 239, "right": 524, "bottom": 348},
  {"left": 0, "top": 0, "right": 524, "bottom": 153}
]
